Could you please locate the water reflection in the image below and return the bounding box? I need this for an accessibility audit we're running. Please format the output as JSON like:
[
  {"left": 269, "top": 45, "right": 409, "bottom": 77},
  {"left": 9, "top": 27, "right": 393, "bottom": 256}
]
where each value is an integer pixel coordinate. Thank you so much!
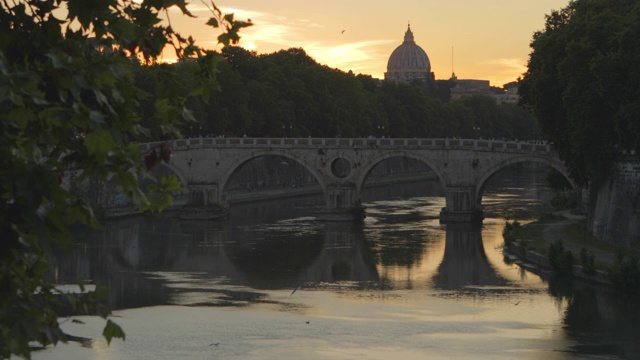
[
  {"left": 549, "top": 278, "right": 640, "bottom": 358},
  {"left": 433, "top": 224, "right": 508, "bottom": 290},
  {"left": 49, "top": 168, "right": 551, "bottom": 308},
  {"left": 55, "top": 211, "right": 513, "bottom": 308},
  {"left": 44, "top": 171, "right": 640, "bottom": 360}
]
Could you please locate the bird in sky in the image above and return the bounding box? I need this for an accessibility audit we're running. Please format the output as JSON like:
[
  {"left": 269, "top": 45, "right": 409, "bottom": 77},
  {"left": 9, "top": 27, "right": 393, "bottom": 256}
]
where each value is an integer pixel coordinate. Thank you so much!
[{"left": 341, "top": 30, "right": 345, "bottom": 34}]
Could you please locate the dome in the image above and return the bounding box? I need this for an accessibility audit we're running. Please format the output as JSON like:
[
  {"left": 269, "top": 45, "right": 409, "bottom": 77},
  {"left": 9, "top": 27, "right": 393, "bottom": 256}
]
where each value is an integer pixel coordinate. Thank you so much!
[{"left": 385, "top": 25, "right": 433, "bottom": 83}]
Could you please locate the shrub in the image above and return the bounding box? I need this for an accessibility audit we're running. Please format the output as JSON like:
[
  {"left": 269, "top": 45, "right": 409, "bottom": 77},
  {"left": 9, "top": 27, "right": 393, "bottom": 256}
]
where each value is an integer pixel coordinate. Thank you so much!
[
  {"left": 608, "top": 254, "right": 640, "bottom": 293},
  {"left": 550, "top": 190, "right": 578, "bottom": 210},
  {"left": 548, "top": 240, "right": 574, "bottom": 274},
  {"left": 502, "top": 220, "right": 521, "bottom": 246},
  {"left": 579, "top": 247, "right": 596, "bottom": 276}
]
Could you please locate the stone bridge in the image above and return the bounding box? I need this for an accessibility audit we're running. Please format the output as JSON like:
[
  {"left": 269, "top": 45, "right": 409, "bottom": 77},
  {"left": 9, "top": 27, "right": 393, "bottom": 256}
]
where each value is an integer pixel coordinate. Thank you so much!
[{"left": 139, "top": 137, "right": 573, "bottom": 223}]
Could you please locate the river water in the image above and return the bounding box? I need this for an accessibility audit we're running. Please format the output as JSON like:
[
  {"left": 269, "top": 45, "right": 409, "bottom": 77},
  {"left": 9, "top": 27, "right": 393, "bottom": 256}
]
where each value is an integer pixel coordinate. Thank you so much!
[{"left": 36, "top": 169, "right": 640, "bottom": 359}]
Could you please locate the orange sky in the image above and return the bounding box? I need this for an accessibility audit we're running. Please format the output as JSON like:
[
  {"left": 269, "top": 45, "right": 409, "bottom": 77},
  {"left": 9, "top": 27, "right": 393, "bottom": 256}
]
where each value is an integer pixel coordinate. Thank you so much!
[{"left": 165, "top": 1, "right": 570, "bottom": 87}]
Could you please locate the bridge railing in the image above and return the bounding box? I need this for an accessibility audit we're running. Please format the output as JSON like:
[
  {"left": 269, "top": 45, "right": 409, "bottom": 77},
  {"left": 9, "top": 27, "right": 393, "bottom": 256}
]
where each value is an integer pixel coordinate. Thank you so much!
[{"left": 139, "top": 137, "right": 553, "bottom": 154}]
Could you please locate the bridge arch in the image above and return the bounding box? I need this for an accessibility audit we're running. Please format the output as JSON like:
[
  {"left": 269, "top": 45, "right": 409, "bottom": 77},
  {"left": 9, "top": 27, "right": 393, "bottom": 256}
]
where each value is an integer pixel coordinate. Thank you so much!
[
  {"left": 218, "top": 149, "right": 328, "bottom": 201},
  {"left": 354, "top": 150, "right": 446, "bottom": 201},
  {"left": 476, "top": 154, "right": 575, "bottom": 208}
]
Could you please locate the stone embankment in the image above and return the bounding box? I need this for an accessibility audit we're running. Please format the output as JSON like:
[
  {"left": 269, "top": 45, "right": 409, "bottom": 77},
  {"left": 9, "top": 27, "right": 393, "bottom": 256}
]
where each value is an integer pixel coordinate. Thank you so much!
[{"left": 589, "top": 159, "right": 640, "bottom": 250}]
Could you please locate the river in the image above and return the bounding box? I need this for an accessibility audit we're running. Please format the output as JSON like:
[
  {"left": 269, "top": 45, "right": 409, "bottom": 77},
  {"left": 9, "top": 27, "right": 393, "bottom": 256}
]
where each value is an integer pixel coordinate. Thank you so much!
[{"left": 35, "top": 168, "right": 640, "bottom": 359}]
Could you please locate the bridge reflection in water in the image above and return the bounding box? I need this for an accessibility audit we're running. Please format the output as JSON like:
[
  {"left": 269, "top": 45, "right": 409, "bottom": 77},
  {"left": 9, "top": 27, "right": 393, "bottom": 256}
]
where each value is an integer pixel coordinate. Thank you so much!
[
  {"left": 49, "top": 213, "right": 519, "bottom": 310},
  {"left": 433, "top": 224, "right": 509, "bottom": 290}
]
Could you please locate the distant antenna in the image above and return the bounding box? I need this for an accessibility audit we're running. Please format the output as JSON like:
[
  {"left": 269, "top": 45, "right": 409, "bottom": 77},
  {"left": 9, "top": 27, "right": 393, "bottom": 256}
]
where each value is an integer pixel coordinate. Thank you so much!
[{"left": 451, "top": 46, "right": 457, "bottom": 79}]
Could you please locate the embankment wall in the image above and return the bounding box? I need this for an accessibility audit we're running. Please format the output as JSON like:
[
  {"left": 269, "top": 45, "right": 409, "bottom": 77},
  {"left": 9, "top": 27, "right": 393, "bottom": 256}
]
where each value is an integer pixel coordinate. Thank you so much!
[{"left": 590, "top": 159, "right": 640, "bottom": 250}]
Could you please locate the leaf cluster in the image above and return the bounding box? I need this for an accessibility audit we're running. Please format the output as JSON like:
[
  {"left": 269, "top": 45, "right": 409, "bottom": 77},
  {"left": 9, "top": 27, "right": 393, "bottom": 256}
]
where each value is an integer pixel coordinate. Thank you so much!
[{"left": 0, "top": 1, "right": 247, "bottom": 358}]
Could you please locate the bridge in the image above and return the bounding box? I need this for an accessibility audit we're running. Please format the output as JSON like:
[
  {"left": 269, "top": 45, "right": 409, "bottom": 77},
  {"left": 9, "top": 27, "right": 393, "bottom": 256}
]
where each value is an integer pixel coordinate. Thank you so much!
[{"left": 138, "top": 137, "right": 573, "bottom": 223}]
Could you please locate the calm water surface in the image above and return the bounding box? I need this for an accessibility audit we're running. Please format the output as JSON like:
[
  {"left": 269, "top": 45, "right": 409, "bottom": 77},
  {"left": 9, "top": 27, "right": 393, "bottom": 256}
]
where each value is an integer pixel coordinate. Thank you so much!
[{"left": 37, "top": 170, "right": 640, "bottom": 359}]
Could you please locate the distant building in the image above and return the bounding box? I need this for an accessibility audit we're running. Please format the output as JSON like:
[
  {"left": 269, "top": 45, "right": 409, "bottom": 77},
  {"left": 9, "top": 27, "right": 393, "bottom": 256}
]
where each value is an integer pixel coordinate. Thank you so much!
[
  {"left": 492, "top": 81, "right": 519, "bottom": 104},
  {"left": 449, "top": 77, "right": 492, "bottom": 100},
  {"left": 450, "top": 76, "right": 520, "bottom": 104},
  {"left": 385, "top": 25, "right": 435, "bottom": 83}
]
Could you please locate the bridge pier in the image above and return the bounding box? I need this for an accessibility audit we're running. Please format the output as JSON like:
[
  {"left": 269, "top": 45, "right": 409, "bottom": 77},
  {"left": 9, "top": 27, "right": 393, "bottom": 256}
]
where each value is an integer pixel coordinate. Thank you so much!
[
  {"left": 180, "top": 184, "right": 228, "bottom": 220},
  {"left": 316, "top": 184, "right": 366, "bottom": 221},
  {"left": 439, "top": 186, "right": 484, "bottom": 224}
]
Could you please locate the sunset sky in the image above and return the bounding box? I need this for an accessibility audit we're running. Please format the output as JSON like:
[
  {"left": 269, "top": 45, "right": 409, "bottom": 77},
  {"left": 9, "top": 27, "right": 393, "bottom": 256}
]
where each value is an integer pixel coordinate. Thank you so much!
[{"left": 167, "top": 0, "right": 570, "bottom": 87}]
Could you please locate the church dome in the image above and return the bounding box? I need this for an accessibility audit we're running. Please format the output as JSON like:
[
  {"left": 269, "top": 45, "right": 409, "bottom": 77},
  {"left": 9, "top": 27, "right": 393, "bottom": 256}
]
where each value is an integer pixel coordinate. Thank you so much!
[{"left": 385, "top": 25, "right": 433, "bottom": 83}]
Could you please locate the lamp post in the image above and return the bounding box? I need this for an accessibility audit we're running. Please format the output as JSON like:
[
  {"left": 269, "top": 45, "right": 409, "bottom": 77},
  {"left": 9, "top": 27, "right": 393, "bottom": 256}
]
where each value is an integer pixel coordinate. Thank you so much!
[
  {"left": 472, "top": 126, "right": 481, "bottom": 139},
  {"left": 282, "top": 124, "right": 293, "bottom": 137}
]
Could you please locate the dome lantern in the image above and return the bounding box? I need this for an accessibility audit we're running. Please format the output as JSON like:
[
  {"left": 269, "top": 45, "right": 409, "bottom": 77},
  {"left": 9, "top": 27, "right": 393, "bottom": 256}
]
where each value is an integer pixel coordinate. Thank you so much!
[{"left": 404, "top": 25, "right": 415, "bottom": 43}]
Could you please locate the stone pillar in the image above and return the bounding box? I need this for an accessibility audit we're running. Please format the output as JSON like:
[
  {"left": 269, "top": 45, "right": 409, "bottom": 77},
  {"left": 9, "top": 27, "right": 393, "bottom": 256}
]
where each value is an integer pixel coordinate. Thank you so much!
[
  {"left": 316, "top": 184, "right": 365, "bottom": 221},
  {"left": 187, "top": 184, "right": 218, "bottom": 206},
  {"left": 439, "top": 186, "right": 483, "bottom": 223},
  {"left": 180, "top": 184, "right": 228, "bottom": 220}
]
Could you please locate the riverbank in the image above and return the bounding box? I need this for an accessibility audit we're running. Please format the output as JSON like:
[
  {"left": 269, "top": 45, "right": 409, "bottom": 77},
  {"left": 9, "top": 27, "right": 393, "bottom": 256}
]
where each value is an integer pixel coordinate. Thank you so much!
[{"left": 503, "top": 210, "right": 636, "bottom": 288}]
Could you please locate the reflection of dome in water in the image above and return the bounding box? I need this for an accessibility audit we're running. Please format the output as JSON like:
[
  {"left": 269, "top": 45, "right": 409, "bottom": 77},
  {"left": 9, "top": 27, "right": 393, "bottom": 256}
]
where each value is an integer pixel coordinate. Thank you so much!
[{"left": 385, "top": 25, "right": 434, "bottom": 83}]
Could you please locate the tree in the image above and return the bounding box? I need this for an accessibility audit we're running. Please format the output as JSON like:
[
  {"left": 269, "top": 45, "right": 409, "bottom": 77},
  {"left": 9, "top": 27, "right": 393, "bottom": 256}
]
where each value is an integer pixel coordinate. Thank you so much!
[
  {"left": 0, "top": 1, "right": 250, "bottom": 358},
  {"left": 519, "top": 0, "right": 640, "bottom": 187}
]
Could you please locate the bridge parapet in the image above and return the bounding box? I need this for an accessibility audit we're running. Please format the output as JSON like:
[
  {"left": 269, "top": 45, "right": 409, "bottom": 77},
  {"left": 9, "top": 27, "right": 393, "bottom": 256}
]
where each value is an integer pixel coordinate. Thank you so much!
[{"left": 139, "top": 137, "right": 553, "bottom": 154}]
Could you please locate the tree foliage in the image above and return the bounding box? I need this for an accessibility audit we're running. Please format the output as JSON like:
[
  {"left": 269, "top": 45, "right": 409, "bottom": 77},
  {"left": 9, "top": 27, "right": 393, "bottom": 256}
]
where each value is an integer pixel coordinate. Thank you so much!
[
  {"left": 0, "top": 1, "right": 249, "bottom": 358},
  {"left": 146, "top": 46, "right": 540, "bottom": 140},
  {"left": 519, "top": 0, "right": 640, "bottom": 187}
]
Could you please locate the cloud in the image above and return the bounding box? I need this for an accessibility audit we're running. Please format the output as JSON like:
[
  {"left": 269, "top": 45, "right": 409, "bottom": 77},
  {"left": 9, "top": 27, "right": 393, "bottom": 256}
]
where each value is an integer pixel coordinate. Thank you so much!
[
  {"left": 483, "top": 58, "right": 527, "bottom": 72},
  {"left": 304, "top": 40, "right": 395, "bottom": 75},
  {"left": 190, "top": 7, "right": 293, "bottom": 47},
  {"left": 170, "top": 6, "right": 390, "bottom": 77},
  {"left": 478, "top": 58, "right": 528, "bottom": 85}
]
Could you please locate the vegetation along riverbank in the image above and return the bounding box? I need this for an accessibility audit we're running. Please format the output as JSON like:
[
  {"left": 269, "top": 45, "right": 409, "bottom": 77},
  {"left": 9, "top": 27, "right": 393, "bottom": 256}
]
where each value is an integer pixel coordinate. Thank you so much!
[{"left": 502, "top": 211, "right": 640, "bottom": 294}]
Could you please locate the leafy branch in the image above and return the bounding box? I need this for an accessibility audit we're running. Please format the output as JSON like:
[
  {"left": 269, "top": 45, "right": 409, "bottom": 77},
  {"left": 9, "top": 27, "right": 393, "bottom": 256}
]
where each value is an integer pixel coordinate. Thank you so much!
[{"left": 0, "top": 1, "right": 249, "bottom": 358}]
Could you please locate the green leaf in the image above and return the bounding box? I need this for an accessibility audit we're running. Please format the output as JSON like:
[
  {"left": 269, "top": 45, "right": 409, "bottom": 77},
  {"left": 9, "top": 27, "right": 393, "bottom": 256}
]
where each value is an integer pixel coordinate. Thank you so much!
[
  {"left": 102, "top": 319, "right": 126, "bottom": 345},
  {"left": 8, "top": 108, "right": 36, "bottom": 130},
  {"left": 206, "top": 17, "right": 219, "bottom": 28},
  {"left": 161, "top": 174, "right": 182, "bottom": 192},
  {"left": 83, "top": 131, "right": 118, "bottom": 160},
  {"left": 217, "top": 33, "right": 231, "bottom": 47}
]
